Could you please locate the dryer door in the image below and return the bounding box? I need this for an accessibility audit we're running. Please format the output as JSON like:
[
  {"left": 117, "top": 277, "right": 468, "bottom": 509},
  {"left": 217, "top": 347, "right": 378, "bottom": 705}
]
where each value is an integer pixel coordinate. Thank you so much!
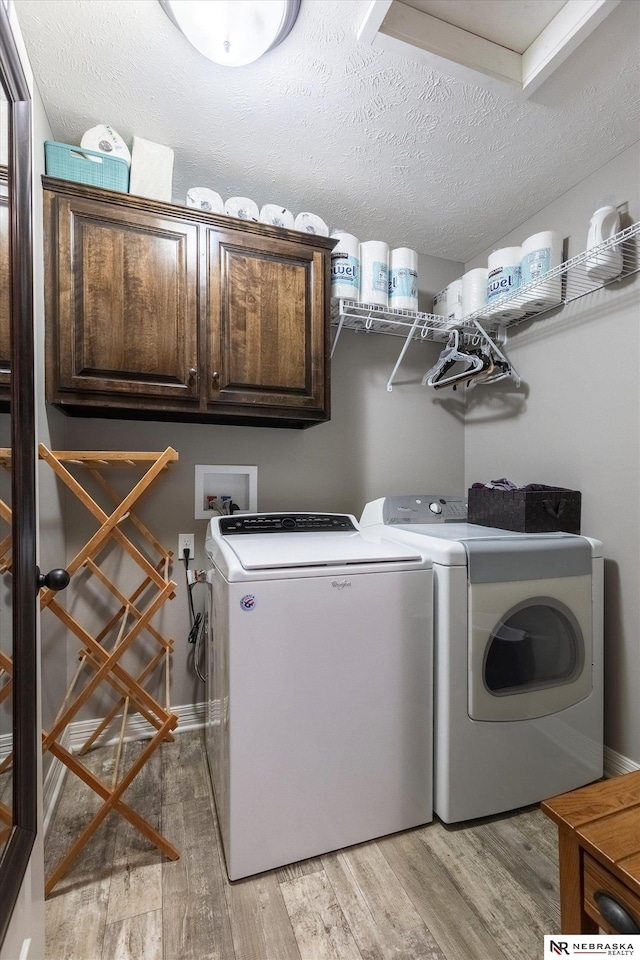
[{"left": 468, "top": 574, "right": 593, "bottom": 721}]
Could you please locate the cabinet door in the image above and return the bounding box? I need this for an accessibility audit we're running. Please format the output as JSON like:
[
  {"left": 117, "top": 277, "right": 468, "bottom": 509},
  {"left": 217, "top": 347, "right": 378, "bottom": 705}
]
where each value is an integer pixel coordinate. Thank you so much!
[
  {"left": 0, "top": 171, "right": 9, "bottom": 395},
  {"left": 47, "top": 192, "right": 199, "bottom": 405},
  {"left": 205, "top": 226, "right": 329, "bottom": 422}
]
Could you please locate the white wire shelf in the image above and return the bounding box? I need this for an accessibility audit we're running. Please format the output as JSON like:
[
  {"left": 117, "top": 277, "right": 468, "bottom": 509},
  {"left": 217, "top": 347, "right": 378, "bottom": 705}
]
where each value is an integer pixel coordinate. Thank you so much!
[
  {"left": 329, "top": 301, "right": 497, "bottom": 344},
  {"left": 330, "top": 220, "right": 640, "bottom": 391}
]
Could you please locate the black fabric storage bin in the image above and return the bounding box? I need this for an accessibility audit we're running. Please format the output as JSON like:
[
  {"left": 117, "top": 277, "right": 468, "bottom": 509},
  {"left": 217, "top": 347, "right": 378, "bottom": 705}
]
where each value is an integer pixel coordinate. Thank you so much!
[{"left": 467, "top": 486, "right": 581, "bottom": 534}]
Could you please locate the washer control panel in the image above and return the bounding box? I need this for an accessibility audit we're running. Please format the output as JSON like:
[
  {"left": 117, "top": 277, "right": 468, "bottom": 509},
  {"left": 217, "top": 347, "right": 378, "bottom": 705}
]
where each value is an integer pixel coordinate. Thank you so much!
[
  {"left": 220, "top": 514, "right": 356, "bottom": 535},
  {"left": 383, "top": 495, "right": 467, "bottom": 524}
]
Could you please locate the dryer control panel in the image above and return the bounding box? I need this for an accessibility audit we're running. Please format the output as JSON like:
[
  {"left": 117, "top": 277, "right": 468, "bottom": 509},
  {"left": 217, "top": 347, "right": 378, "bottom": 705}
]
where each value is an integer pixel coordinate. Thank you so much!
[
  {"left": 220, "top": 513, "right": 357, "bottom": 535},
  {"left": 383, "top": 495, "right": 468, "bottom": 524}
]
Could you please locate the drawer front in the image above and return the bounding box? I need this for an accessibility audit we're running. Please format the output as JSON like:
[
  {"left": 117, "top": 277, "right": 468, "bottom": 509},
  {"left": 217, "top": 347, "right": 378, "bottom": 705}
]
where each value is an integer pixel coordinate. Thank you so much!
[{"left": 584, "top": 853, "right": 640, "bottom": 933}]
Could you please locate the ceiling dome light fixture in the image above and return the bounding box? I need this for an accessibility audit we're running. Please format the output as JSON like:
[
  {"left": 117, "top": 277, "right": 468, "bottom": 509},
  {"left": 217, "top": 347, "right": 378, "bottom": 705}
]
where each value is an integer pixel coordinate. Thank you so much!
[{"left": 160, "top": 0, "right": 301, "bottom": 67}]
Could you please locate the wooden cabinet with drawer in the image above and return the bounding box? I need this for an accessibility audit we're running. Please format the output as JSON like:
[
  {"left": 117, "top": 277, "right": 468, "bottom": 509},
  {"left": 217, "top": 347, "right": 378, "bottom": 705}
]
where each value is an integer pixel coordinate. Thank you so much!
[
  {"left": 43, "top": 177, "right": 334, "bottom": 427},
  {"left": 542, "top": 770, "right": 640, "bottom": 935}
]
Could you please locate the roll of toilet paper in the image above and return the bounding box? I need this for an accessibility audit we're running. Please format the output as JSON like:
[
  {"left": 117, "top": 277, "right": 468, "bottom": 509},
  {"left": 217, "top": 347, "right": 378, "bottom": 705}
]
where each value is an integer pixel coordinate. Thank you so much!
[
  {"left": 388, "top": 247, "right": 418, "bottom": 310},
  {"left": 330, "top": 232, "right": 360, "bottom": 300},
  {"left": 260, "top": 204, "right": 294, "bottom": 229},
  {"left": 225, "top": 197, "right": 259, "bottom": 221},
  {"left": 520, "top": 231, "right": 562, "bottom": 311},
  {"left": 487, "top": 247, "right": 524, "bottom": 323},
  {"left": 359, "top": 241, "right": 389, "bottom": 307},
  {"left": 80, "top": 124, "right": 131, "bottom": 166},
  {"left": 462, "top": 268, "right": 488, "bottom": 317},
  {"left": 186, "top": 187, "right": 224, "bottom": 214},
  {"left": 445, "top": 278, "right": 463, "bottom": 326},
  {"left": 432, "top": 288, "right": 447, "bottom": 318},
  {"left": 294, "top": 212, "right": 329, "bottom": 236}
]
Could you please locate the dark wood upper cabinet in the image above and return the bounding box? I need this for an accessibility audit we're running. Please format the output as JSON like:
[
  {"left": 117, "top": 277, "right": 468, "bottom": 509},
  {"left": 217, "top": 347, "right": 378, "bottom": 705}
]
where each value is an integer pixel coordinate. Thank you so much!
[
  {"left": 206, "top": 227, "right": 327, "bottom": 416},
  {"left": 44, "top": 177, "right": 335, "bottom": 427}
]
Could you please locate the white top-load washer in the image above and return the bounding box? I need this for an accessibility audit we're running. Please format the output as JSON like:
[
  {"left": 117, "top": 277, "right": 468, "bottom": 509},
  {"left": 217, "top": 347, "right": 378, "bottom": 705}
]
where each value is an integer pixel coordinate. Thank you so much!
[
  {"left": 360, "top": 495, "right": 604, "bottom": 823},
  {"left": 205, "top": 512, "right": 434, "bottom": 880}
]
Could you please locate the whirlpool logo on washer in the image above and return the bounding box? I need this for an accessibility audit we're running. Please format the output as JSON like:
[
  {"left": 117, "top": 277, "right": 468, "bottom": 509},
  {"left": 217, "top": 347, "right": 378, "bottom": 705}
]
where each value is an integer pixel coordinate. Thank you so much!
[
  {"left": 331, "top": 579, "right": 351, "bottom": 590},
  {"left": 240, "top": 594, "right": 256, "bottom": 611}
]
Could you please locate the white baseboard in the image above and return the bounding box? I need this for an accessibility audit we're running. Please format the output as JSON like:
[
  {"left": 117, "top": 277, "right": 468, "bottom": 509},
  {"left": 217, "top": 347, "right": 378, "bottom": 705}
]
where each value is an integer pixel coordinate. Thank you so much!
[
  {"left": 43, "top": 725, "right": 70, "bottom": 836},
  {"left": 43, "top": 701, "right": 206, "bottom": 834},
  {"left": 65, "top": 700, "right": 206, "bottom": 753},
  {"left": 604, "top": 744, "right": 640, "bottom": 778}
]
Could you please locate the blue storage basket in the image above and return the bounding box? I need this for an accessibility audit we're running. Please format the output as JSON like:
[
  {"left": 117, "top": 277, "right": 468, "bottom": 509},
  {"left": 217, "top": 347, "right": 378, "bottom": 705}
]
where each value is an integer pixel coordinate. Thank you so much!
[{"left": 44, "top": 140, "right": 129, "bottom": 192}]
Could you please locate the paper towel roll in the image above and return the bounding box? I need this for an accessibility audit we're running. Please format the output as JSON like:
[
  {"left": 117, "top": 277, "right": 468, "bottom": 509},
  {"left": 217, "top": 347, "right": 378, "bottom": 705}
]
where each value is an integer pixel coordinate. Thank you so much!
[
  {"left": 80, "top": 124, "right": 131, "bottom": 166},
  {"left": 487, "top": 247, "right": 524, "bottom": 323},
  {"left": 129, "top": 136, "right": 173, "bottom": 201},
  {"left": 330, "top": 232, "right": 360, "bottom": 300},
  {"left": 432, "top": 288, "right": 447, "bottom": 318},
  {"left": 445, "top": 278, "right": 463, "bottom": 326},
  {"left": 388, "top": 247, "right": 418, "bottom": 310},
  {"left": 520, "top": 231, "right": 562, "bottom": 311},
  {"left": 462, "top": 268, "right": 488, "bottom": 316},
  {"left": 359, "top": 241, "right": 389, "bottom": 307}
]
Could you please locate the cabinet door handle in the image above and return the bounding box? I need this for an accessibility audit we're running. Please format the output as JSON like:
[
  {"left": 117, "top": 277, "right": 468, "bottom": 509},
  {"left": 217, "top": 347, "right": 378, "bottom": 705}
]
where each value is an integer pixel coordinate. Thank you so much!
[
  {"left": 212, "top": 371, "right": 219, "bottom": 382},
  {"left": 594, "top": 891, "right": 640, "bottom": 934},
  {"left": 188, "top": 368, "right": 197, "bottom": 381}
]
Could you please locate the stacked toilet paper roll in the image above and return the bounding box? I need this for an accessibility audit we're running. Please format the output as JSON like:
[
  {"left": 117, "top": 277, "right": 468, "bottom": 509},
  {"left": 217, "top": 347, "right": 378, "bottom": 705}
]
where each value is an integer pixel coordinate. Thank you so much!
[
  {"left": 462, "top": 268, "right": 488, "bottom": 317},
  {"left": 330, "top": 232, "right": 360, "bottom": 300},
  {"left": 388, "top": 247, "right": 418, "bottom": 311},
  {"left": 486, "top": 247, "right": 524, "bottom": 323},
  {"left": 445, "top": 278, "right": 463, "bottom": 326},
  {"left": 520, "top": 231, "right": 563, "bottom": 311},
  {"left": 359, "top": 241, "right": 389, "bottom": 307}
]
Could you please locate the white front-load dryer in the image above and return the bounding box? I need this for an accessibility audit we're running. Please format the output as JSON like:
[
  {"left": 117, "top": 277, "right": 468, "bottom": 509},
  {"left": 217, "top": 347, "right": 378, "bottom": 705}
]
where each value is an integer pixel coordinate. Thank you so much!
[{"left": 360, "top": 495, "right": 604, "bottom": 823}]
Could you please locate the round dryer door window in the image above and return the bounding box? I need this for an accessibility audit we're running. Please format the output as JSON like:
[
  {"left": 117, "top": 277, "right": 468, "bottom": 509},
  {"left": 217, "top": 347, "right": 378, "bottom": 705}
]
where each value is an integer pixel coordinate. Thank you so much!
[
  {"left": 484, "top": 600, "right": 583, "bottom": 694},
  {"left": 468, "top": 575, "right": 593, "bottom": 722}
]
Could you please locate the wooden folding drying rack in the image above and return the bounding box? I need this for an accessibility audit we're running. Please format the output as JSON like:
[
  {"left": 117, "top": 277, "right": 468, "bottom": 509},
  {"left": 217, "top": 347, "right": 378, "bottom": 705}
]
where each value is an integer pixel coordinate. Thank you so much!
[{"left": 37, "top": 445, "right": 181, "bottom": 895}]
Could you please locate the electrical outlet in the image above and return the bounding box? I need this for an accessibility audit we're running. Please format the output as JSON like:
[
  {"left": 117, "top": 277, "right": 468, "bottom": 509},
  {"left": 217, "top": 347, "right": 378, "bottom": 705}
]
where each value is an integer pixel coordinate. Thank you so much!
[{"left": 178, "top": 533, "right": 194, "bottom": 559}]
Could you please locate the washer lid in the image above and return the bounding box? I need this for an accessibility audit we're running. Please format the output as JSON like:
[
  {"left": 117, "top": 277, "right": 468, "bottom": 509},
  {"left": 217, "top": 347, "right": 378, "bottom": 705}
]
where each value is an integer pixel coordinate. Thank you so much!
[{"left": 223, "top": 530, "right": 424, "bottom": 570}]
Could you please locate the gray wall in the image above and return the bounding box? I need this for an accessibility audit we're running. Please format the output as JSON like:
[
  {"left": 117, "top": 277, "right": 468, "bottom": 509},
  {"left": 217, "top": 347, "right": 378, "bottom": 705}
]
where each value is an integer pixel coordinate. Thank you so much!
[{"left": 462, "top": 140, "right": 640, "bottom": 764}]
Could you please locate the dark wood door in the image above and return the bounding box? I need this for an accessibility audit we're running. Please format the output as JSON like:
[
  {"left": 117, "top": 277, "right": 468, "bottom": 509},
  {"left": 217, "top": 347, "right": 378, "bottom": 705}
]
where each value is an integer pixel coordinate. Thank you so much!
[
  {"left": 45, "top": 190, "right": 199, "bottom": 406},
  {"left": 0, "top": 169, "right": 9, "bottom": 395},
  {"left": 0, "top": 6, "right": 38, "bottom": 949},
  {"left": 205, "top": 226, "right": 330, "bottom": 423}
]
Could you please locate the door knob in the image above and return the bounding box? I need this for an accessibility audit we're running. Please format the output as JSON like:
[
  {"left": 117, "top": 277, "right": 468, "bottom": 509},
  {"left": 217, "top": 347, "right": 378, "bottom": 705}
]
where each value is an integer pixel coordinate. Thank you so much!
[
  {"left": 188, "top": 368, "right": 197, "bottom": 381},
  {"left": 36, "top": 567, "right": 70, "bottom": 593},
  {"left": 212, "top": 371, "right": 219, "bottom": 382}
]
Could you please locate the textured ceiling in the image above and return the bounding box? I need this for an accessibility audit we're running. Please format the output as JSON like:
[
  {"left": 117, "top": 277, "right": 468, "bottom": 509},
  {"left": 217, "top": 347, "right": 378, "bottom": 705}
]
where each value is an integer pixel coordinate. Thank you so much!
[{"left": 14, "top": 0, "right": 640, "bottom": 262}]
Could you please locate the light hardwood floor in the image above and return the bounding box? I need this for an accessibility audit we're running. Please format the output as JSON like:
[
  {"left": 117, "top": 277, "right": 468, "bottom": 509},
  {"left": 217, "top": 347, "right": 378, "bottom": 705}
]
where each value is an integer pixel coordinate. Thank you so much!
[{"left": 44, "top": 729, "right": 561, "bottom": 960}]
